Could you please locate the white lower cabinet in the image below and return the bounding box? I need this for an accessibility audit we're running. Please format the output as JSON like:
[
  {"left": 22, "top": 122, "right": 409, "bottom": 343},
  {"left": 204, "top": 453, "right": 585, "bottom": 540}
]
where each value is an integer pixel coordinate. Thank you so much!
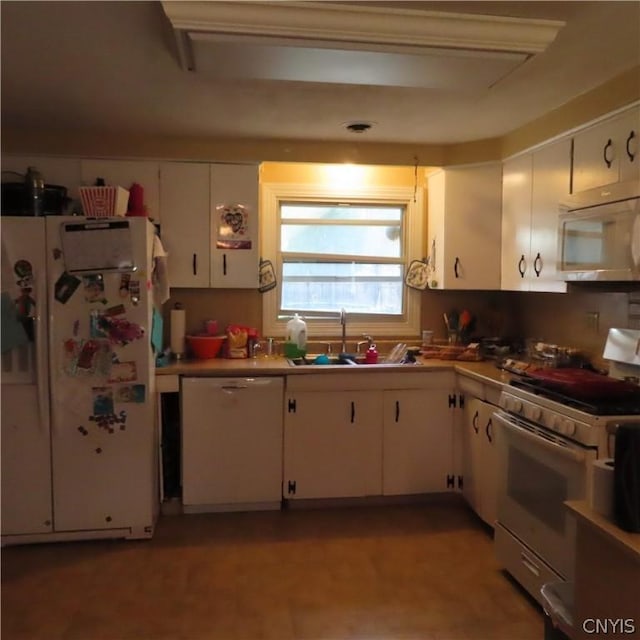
[
  {"left": 283, "top": 372, "right": 456, "bottom": 501},
  {"left": 284, "top": 390, "right": 383, "bottom": 499},
  {"left": 461, "top": 396, "right": 497, "bottom": 527},
  {"left": 382, "top": 389, "right": 453, "bottom": 495}
]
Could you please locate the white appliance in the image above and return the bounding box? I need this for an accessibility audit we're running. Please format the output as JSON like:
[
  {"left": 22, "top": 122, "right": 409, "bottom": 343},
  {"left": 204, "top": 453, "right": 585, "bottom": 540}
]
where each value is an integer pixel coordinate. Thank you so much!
[
  {"left": 558, "top": 181, "right": 640, "bottom": 281},
  {"left": 494, "top": 328, "right": 640, "bottom": 604},
  {"left": 181, "top": 376, "right": 284, "bottom": 512},
  {"left": 1, "top": 216, "right": 159, "bottom": 545}
]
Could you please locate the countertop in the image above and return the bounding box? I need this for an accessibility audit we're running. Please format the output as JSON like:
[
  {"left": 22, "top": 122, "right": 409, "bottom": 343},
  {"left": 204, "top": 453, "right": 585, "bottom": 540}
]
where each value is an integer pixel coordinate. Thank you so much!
[
  {"left": 566, "top": 500, "right": 640, "bottom": 560},
  {"left": 156, "top": 355, "right": 511, "bottom": 386}
]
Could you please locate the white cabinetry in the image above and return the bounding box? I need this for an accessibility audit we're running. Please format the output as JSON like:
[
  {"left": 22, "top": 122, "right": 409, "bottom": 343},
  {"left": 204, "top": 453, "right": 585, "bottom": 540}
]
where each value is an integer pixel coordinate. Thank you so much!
[
  {"left": 572, "top": 106, "right": 640, "bottom": 193},
  {"left": 284, "top": 372, "right": 456, "bottom": 501},
  {"left": 457, "top": 374, "right": 500, "bottom": 527},
  {"left": 159, "top": 162, "right": 259, "bottom": 288},
  {"left": 501, "top": 139, "right": 571, "bottom": 292},
  {"left": 80, "top": 159, "right": 160, "bottom": 221},
  {"left": 427, "top": 163, "right": 502, "bottom": 290},
  {"left": 210, "top": 164, "right": 260, "bottom": 289},
  {"left": 181, "top": 377, "right": 284, "bottom": 511},
  {"left": 462, "top": 397, "right": 497, "bottom": 527},
  {"left": 382, "top": 375, "right": 454, "bottom": 495},
  {"left": 284, "top": 389, "right": 383, "bottom": 499},
  {"left": 159, "top": 162, "right": 211, "bottom": 287}
]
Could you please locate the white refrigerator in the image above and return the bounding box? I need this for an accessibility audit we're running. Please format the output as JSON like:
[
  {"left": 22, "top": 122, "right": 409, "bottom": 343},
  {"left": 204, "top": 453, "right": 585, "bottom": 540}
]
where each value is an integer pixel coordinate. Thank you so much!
[{"left": 1, "top": 216, "right": 159, "bottom": 545}]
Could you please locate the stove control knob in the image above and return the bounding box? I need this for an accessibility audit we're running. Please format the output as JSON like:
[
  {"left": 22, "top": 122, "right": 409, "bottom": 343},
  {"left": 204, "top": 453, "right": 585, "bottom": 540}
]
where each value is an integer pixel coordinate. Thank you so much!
[
  {"left": 562, "top": 419, "right": 576, "bottom": 437},
  {"left": 524, "top": 404, "right": 542, "bottom": 422},
  {"left": 548, "top": 415, "right": 562, "bottom": 432},
  {"left": 512, "top": 400, "right": 523, "bottom": 414}
]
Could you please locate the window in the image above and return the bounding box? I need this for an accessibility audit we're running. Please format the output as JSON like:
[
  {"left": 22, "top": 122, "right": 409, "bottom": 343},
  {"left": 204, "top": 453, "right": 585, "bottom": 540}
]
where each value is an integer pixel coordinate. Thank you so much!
[{"left": 261, "top": 180, "right": 423, "bottom": 338}]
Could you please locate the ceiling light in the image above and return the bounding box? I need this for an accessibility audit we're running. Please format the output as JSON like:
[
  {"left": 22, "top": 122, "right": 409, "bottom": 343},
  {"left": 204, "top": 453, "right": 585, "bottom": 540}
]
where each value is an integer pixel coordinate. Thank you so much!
[{"left": 161, "top": 2, "right": 565, "bottom": 90}]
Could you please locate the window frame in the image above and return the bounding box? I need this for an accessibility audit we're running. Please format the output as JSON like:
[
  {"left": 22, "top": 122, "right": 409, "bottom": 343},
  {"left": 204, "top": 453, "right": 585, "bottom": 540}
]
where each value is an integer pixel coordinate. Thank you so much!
[{"left": 261, "top": 181, "right": 424, "bottom": 339}]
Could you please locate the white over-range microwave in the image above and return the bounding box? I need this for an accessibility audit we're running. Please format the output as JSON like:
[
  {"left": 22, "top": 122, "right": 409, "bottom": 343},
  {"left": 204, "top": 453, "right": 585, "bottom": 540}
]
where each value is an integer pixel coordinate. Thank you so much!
[{"left": 558, "top": 181, "right": 640, "bottom": 281}]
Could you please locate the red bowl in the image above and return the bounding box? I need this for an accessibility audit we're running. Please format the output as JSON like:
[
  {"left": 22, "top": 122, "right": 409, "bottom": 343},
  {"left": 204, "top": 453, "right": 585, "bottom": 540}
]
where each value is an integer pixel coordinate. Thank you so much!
[{"left": 186, "top": 335, "right": 225, "bottom": 359}]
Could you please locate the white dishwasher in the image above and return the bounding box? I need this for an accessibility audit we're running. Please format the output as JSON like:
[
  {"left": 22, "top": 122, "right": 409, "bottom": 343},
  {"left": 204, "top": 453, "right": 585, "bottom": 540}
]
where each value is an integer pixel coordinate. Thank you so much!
[{"left": 181, "top": 377, "right": 284, "bottom": 513}]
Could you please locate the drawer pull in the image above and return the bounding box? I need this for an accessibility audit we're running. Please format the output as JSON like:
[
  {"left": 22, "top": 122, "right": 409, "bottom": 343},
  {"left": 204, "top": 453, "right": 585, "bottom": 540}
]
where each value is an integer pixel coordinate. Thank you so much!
[{"left": 520, "top": 551, "right": 540, "bottom": 577}]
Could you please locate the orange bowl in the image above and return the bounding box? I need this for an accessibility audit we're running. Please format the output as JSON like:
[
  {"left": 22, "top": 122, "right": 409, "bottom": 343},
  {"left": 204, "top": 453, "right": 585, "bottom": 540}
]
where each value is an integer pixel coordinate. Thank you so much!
[{"left": 186, "top": 335, "right": 225, "bottom": 359}]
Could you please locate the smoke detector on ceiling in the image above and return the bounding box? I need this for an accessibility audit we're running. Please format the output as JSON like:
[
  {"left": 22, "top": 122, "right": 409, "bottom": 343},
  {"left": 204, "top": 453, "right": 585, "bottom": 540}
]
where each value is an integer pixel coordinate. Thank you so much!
[{"left": 344, "top": 121, "right": 375, "bottom": 134}]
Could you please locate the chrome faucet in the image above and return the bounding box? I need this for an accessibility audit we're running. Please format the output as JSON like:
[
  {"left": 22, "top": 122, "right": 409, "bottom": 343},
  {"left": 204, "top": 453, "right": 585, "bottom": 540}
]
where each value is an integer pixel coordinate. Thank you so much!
[
  {"left": 340, "top": 308, "right": 347, "bottom": 353},
  {"left": 356, "top": 334, "right": 374, "bottom": 353}
]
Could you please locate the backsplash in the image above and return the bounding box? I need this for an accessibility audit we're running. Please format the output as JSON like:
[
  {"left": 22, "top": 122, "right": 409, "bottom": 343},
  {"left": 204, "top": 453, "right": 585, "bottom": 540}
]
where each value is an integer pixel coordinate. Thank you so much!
[
  {"left": 512, "top": 287, "right": 633, "bottom": 367},
  {"left": 164, "top": 286, "right": 634, "bottom": 366}
]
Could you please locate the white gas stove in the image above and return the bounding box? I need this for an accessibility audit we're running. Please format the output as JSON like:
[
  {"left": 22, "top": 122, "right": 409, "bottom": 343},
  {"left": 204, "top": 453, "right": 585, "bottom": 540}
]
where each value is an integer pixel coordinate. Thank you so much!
[
  {"left": 494, "top": 328, "right": 640, "bottom": 603},
  {"left": 499, "top": 328, "right": 640, "bottom": 453}
]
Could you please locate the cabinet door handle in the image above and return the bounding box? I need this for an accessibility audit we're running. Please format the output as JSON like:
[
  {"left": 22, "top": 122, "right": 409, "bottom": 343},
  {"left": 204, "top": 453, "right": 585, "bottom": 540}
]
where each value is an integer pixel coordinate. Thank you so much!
[
  {"left": 533, "top": 252, "right": 542, "bottom": 277},
  {"left": 192, "top": 253, "right": 197, "bottom": 275},
  {"left": 395, "top": 400, "right": 400, "bottom": 423},
  {"left": 485, "top": 418, "right": 493, "bottom": 443},
  {"left": 454, "top": 257, "right": 460, "bottom": 278},
  {"left": 223, "top": 253, "right": 227, "bottom": 276},
  {"left": 472, "top": 410, "right": 479, "bottom": 434},
  {"left": 350, "top": 401, "right": 355, "bottom": 423},
  {"left": 626, "top": 130, "right": 636, "bottom": 162},
  {"left": 603, "top": 138, "right": 613, "bottom": 168},
  {"left": 518, "top": 255, "right": 526, "bottom": 278}
]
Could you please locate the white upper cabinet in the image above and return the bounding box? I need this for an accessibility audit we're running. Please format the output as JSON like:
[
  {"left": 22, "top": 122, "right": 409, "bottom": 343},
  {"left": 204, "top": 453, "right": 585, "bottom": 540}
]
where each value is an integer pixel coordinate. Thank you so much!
[
  {"left": 159, "top": 162, "right": 260, "bottom": 289},
  {"left": 427, "top": 163, "right": 502, "bottom": 290},
  {"left": 159, "top": 162, "right": 211, "bottom": 288},
  {"left": 501, "top": 138, "right": 570, "bottom": 292},
  {"left": 572, "top": 105, "right": 640, "bottom": 193},
  {"left": 80, "top": 159, "right": 161, "bottom": 221},
  {"left": 210, "top": 163, "right": 259, "bottom": 289}
]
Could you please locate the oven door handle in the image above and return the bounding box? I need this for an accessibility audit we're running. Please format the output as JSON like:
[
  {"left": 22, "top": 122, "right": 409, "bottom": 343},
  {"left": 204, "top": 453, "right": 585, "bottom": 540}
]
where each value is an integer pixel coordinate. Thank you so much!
[{"left": 494, "top": 412, "right": 587, "bottom": 463}]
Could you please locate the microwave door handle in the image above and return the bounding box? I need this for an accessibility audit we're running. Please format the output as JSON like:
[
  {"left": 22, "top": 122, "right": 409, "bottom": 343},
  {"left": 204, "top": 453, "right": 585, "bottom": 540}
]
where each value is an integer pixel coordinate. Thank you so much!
[{"left": 494, "top": 412, "right": 587, "bottom": 463}]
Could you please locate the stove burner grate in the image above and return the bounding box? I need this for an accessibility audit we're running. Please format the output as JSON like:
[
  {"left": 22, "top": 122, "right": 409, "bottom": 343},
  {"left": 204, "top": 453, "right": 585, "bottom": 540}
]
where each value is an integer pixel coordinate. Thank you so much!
[{"left": 509, "top": 379, "right": 640, "bottom": 416}]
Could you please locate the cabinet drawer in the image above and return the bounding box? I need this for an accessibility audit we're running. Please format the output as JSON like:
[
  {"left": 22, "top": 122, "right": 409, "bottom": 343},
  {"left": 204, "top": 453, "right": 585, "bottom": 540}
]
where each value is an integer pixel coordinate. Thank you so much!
[{"left": 494, "top": 524, "right": 563, "bottom": 606}]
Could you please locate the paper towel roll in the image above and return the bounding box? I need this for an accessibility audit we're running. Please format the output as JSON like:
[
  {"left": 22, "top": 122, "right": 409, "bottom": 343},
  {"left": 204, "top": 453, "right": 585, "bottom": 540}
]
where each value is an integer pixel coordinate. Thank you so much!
[
  {"left": 170, "top": 307, "right": 186, "bottom": 358},
  {"left": 590, "top": 458, "right": 615, "bottom": 518}
]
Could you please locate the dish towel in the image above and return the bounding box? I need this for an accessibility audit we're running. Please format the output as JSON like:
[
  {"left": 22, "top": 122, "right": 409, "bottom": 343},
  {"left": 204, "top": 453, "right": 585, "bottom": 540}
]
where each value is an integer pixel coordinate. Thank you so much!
[
  {"left": 0, "top": 237, "right": 29, "bottom": 353},
  {"left": 152, "top": 233, "right": 170, "bottom": 308}
]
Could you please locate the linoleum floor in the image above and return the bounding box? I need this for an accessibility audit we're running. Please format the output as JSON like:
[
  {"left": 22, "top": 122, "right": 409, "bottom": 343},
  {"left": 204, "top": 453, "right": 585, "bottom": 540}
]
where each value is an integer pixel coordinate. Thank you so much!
[{"left": 1, "top": 501, "right": 543, "bottom": 640}]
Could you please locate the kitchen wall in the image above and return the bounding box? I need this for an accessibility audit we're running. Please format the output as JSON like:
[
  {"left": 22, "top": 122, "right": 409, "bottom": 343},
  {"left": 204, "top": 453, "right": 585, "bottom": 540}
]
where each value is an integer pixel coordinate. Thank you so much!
[
  {"left": 3, "top": 67, "right": 638, "bottom": 362},
  {"left": 166, "top": 281, "right": 635, "bottom": 366}
]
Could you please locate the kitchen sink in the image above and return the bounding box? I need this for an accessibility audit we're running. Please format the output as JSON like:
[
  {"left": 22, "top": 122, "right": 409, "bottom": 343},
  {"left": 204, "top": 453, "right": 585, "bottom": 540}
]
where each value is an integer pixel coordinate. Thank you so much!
[{"left": 286, "top": 353, "right": 421, "bottom": 367}]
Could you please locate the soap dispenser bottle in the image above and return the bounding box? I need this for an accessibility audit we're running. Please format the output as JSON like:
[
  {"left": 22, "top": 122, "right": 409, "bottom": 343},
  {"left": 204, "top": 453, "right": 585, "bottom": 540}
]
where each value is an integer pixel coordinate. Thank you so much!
[
  {"left": 285, "top": 313, "right": 307, "bottom": 357},
  {"left": 364, "top": 342, "right": 379, "bottom": 364}
]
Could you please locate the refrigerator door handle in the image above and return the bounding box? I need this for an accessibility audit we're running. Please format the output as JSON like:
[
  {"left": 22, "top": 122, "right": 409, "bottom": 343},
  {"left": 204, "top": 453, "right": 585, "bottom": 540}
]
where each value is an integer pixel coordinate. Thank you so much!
[{"left": 35, "top": 267, "right": 50, "bottom": 433}]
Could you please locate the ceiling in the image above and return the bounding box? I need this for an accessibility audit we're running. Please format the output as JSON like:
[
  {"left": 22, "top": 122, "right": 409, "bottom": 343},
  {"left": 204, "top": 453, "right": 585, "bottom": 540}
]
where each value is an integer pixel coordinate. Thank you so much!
[{"left": 1, "top": 1, "right": 639, "bottom": 147}]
